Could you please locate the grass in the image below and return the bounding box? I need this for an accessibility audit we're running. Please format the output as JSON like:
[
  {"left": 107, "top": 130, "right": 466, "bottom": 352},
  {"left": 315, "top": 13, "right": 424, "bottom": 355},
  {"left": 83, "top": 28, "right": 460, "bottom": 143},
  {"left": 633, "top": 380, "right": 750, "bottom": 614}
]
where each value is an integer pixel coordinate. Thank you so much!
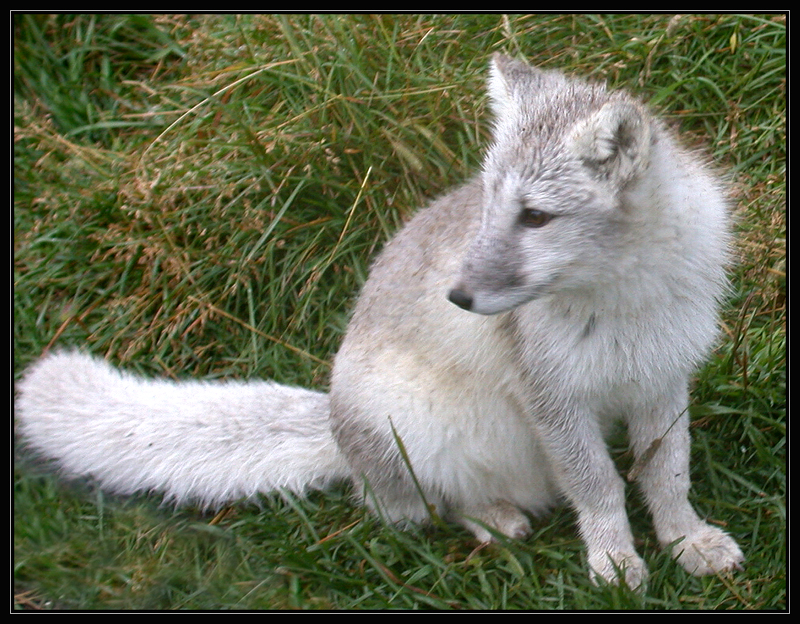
[{"left": 14, "top": 14, "right": 785, "bottom": 610}]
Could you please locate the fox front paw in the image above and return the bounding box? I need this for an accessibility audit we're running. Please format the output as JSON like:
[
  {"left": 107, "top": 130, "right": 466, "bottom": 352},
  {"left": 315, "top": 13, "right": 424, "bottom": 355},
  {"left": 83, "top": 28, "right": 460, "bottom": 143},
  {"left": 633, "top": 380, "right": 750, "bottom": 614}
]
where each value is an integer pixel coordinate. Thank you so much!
[
  {"left": 671, "top": 524, "right": 744, "bottom": 576},
  {"left": 588, "top": 550, "right": 648, "bottom": 589}
]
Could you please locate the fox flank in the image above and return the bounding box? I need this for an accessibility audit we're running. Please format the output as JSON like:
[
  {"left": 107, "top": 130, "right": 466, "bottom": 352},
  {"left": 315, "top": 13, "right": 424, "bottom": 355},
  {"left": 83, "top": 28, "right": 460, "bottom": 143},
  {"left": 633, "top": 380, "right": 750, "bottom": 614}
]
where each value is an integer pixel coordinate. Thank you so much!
[{"left": 16, "top": 54, "right": 743, "bottom": 588}]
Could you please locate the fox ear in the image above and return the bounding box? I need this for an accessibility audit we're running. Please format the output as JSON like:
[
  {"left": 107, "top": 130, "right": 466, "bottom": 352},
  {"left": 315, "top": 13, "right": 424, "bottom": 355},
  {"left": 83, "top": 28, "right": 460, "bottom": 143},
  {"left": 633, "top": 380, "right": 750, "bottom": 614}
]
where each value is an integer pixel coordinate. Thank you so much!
[
  {"left": 487, "top": 54, "right": 546, "bottom": 120},
  {"left": 568, "top": 101, "right": 652, "bottom": 185},
  {"left": 487, "top": 54, "right": 515, "bottom": 113}
]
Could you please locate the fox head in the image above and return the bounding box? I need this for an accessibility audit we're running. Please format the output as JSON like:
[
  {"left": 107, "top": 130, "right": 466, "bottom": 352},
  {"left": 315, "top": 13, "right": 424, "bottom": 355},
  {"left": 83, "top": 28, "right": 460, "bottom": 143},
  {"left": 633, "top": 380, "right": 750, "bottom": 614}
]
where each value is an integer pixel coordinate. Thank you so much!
[{"left": 449, "top": 55, "right": 654, "bottom": 315}]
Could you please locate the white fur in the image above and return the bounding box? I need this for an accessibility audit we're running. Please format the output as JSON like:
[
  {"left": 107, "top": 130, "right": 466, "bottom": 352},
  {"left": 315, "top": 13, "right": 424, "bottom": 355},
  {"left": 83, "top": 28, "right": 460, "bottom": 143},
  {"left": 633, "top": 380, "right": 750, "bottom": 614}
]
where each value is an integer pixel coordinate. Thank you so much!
[
  {"left": 17, "top": 351, "right": 348, "bottom": 506},
  {"left": 16, "top": 55, "right": 744, "bottom": 588}
]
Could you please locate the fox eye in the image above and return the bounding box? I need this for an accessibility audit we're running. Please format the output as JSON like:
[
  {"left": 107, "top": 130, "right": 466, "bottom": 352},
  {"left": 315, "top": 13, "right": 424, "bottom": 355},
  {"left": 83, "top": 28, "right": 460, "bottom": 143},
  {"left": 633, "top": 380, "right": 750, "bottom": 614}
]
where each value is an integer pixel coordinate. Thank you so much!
[{"left": 519, "top": 208, "right": 553, "bottom": 228}]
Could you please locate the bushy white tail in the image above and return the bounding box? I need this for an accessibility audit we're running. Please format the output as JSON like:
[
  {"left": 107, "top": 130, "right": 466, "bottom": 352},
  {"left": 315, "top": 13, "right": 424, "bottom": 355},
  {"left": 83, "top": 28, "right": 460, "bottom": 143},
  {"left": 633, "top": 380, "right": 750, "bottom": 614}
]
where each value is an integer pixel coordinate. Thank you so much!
[{"left": 15, "top": 351, "right": 350, "bottom": 507}]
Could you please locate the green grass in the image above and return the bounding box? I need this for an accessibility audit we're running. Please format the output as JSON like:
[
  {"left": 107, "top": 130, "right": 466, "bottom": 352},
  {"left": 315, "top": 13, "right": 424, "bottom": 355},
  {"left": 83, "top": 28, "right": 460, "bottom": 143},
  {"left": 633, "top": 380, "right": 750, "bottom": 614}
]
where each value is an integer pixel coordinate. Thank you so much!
[{"left": 14, "top": 14, "right": 785, "bottom": 610}]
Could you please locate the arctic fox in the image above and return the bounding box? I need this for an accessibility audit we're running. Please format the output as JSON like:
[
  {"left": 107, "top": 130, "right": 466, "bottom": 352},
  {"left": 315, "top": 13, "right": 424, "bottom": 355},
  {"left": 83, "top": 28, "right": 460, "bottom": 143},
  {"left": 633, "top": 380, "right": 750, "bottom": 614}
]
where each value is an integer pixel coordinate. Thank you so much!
[{"left": 16, "top": 54, "right": 744, "bottom": 588}]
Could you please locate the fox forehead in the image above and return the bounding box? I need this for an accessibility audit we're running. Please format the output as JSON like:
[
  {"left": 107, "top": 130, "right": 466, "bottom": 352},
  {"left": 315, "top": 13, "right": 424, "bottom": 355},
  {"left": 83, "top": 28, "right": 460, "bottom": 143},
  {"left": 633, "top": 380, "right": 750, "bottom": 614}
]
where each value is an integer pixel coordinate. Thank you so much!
[
  {"left": 486, "top": 99, "right": 617, "bottom": 189},
  {"left": 483, "top": 136, "right": 591, "bottom": 208},
  {"left": 484, "top": 157, "right": 584, "bottom": 201},
  {"left": 495, "top": 77, "right": 613, "bottom": 135}
]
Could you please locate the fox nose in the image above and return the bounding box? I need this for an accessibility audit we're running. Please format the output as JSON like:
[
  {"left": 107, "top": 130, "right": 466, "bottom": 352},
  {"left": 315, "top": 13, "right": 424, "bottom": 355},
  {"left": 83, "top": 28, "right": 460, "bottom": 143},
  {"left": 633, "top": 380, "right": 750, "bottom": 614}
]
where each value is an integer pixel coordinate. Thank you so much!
[{"left": 448, "top": 288, "right": 474, "bottom": 311}]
